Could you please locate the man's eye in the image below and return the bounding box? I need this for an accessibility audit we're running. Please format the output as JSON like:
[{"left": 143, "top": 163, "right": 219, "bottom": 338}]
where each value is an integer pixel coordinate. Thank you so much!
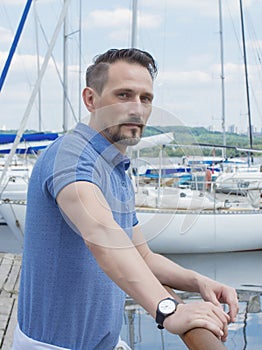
[
  {"left": 118, "top": 93, "right": 128, "bottom": 98},
  {"left": 141, "top": 96, "right": 152, "bottom": 104}
]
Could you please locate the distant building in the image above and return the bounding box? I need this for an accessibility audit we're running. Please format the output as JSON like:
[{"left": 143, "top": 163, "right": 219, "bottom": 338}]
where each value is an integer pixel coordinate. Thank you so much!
[{"left": 228, "top": 124, "right": 237, "bottom": 134}]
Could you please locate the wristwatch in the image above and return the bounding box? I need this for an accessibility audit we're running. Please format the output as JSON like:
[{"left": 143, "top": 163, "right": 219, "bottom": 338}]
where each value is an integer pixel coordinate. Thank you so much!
[{"left": 156, "top": 297, "right": 179, "bottom": 329}]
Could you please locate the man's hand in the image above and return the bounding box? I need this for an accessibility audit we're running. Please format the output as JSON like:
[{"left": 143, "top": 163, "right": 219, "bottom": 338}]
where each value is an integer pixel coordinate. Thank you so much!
[
  {"left": 197, "top": 277, "right": 239, "bottom": 324},
  {"left": 163, "top": 301, "right": 230, "bottom": 341}
]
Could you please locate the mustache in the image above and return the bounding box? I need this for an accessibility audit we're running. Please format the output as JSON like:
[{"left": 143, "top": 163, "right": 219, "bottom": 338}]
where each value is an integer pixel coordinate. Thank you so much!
[{"left": 120, "top": 116, "right": 145, "bottom": 126}]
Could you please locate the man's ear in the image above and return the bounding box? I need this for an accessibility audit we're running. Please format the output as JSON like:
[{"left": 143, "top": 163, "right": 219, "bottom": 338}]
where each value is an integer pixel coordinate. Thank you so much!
[{"left": 82, "top": 87, "right": 96, "bottom": 112}]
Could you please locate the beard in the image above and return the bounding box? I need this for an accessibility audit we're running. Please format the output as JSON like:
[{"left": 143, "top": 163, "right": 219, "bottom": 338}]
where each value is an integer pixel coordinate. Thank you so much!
[
  {"left": 103, "top": 124, "right": 143, "bottom": 146},
  {"left": 101, "top": 115, "right": 145, "bottom": 146}
]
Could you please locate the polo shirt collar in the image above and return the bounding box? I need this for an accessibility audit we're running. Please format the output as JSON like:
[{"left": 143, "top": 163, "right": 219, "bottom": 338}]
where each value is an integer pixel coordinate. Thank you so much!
[{"left": 75, "top": 123, "right": 130, "bottom": 170}]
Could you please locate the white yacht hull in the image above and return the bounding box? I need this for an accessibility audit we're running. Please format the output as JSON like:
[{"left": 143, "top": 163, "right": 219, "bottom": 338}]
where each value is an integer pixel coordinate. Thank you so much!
[
  {"left": 137, "top": 208, "right": 262, "bottom": 254},
  {"left": 1, "top": 201, "right": 262, "bottom": 254}
]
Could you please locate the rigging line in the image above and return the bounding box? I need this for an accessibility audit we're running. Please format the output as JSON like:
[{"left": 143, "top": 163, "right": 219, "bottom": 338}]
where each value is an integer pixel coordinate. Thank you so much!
[
  {"left": 224, "top": 0, "right": 243, "bottom": 56},
  {"left": 241, "top": 8, "right": 262, "bottom": 124},
  {"left": 250, "top": 85, "right": 262, "bottom": 123},
  {"left": 0, "top": 0, "right": 72, "bottom": 187},
  {"left": 244, "top": 12, "right": 262, "bottom": 72},
  {"left": 35, "top": 10, "right": 78, "bottom": 124},
  {"left": 244, "top": 10, "right": 262, "bottom": 92},
  {"left": 0, "top": 3, "right": 15, "bottom": 39},
  {"left": 244, "top": 9, "right": 262, "bottom": 66},
  {"left": 239, "top": 0, "right": 253, "bottom": 150}
]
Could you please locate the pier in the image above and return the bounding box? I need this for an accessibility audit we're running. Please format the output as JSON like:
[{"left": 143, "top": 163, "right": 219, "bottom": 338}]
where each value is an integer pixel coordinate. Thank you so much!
[{"left": 0, "top": 253, "right": 21, "bottom": 349}]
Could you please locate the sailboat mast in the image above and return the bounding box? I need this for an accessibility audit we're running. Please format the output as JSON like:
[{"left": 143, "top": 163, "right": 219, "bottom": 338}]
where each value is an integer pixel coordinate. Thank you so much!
[
  {"left": 63, "top": 0, "right": 69, "bottom": 132},
  {"left": 34, "top": 2, "right": 42, "bottom": 132},
  {"left": 239, "top": 0, "right": 253, "bottom": 151},
  {"left": 0, "top": 0, "right": 33, "bottom": 92},
  {"left": 131, "top": 0, "right": 138, "bottom": 47},
  {"left": 78, "top": 0, "right": 82, "bottom": 122},
  {"left": 218, "top": 0, "right": 226, "bottom": 158}
]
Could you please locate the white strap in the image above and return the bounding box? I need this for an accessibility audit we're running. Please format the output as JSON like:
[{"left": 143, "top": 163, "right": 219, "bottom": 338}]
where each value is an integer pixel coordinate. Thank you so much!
[
  {"left": 115, "top": 337, "right": 132, "bottom": 350},
  {"left": 12, "top": 324, "right": 132, "bottom": 350},
  {"left": 11, "top": 324, "right": 70, "bottom": 350}
]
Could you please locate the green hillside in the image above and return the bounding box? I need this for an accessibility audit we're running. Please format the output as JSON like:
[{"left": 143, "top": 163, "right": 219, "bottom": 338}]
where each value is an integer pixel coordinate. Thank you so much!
[{"left": 142, "top": 126, "right": 262, "bottom": 158}]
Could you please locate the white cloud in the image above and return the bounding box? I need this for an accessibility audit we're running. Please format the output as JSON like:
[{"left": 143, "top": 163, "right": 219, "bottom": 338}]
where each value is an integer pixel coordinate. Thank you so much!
[
  {"left": 87, "top": 8, "right": 161, "bottom": 29},
  {"left": 88, "top": 8, "right": 131, "bottom": 28},
  {"left": 139, "top": 12, "right": 162, "bottom": 28},
  {"left": 108, "top": 29, "right": 130, "bottom": 43},
  {"left": 0, "top": 27, "right": 13, "bottom": 46},
  {"left": 1, "top": 0, "right": 261, "bottom": 130},
  {"left": 159, "top": 69, "right": 211, "bottom": 85},
  {"left": 1, "top": 0, "right": 56, "bottom": 4},
  {"left": 1, "top": 0, "right": 26, "bottom": 5},
  {"left": 142, "top": 0, "right": 255, "bottom": 18}
]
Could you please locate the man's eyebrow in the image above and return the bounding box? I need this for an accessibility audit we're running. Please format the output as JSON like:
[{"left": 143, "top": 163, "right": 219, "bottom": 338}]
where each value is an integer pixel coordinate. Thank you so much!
[{"left": 113, "top": 88, "right": 154, "bottom": 101}]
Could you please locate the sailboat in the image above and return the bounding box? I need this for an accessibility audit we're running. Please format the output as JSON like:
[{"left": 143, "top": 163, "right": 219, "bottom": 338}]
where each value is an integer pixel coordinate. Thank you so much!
[
  {"left": 131, "top": 0, "right": 262, "bottom": 254},
  {"left": 128, "top": 132, "right": 262, "bottom": 254},
  {"left": 1, "top": 128, "right": 262, "bottom": 255},
  {"left": 0, "top": 1, "right": 71, "bottom": 252}
]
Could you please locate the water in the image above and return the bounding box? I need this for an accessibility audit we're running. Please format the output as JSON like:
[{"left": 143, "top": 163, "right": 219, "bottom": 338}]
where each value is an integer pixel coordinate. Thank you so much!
[
  {"left": 121, "top": 251, "right": 262, "bottom": 349},
  {"left": 164, "top": 251, "right": 262, "bottom": 291},
  {"left": 121, "top": 296, "right": 262, "bottom": 349}
]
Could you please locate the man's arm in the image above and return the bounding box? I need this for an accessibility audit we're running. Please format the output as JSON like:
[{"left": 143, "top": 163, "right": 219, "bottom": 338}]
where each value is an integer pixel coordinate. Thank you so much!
[
  {"left": 57, "top": 181, "right": 171, "bottom": 315},
  {"left": 57, "top": 181, "right": 230, "bottom": 339},
  {"left": 133, "top": 224, "right": 239, "bottom": 326}
]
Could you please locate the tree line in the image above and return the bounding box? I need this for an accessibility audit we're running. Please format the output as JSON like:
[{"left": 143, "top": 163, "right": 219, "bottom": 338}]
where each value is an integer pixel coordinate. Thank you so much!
[{"left": 142, "top": 125, "right": 262, "bottom": 158}]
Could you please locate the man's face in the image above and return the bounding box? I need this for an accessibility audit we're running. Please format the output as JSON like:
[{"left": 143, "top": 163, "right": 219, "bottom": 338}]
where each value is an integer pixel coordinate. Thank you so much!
[{"left": 89, "top": 61, "right": 154, "bottom": 150}]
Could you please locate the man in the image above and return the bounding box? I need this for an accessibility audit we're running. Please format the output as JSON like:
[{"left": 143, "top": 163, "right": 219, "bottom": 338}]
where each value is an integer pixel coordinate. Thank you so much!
[{"left": 13, "top": 48, "right": 238, "bottom": 350}]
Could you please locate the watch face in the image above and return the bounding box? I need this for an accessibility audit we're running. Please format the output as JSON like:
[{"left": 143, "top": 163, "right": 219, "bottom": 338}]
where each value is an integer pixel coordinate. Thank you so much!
[{"left": 159, "top": 299, "right": 177, "bottom": 314}]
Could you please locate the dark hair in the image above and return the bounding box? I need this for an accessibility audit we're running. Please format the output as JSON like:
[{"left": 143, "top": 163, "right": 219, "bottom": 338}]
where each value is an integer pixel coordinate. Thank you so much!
[{"left": 85, "top": 48, "right": 158, "bottom": 94}]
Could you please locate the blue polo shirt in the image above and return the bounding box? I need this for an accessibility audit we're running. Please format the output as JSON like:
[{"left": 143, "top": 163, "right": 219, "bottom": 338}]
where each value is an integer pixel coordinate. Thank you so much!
[{"left": 18, "top": 123, "right": 138, "bottom": 349}]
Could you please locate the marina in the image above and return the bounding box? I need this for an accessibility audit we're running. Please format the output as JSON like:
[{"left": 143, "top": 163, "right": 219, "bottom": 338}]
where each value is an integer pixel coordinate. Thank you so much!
[
  {"left": 0, "top": 1, "right": 262, "bottom": 348},
  {"left": 0, "top": 151, "right": 262, "bottom": 349},
  {"left": 0, "top": 251, "right": 261, "bottom": 349}
]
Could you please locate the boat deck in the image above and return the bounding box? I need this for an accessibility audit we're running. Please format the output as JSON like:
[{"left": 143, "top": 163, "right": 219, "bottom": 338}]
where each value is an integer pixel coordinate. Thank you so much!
[
  {"left": 0, "top": 253, "right": 21, "bottom": 349},
  {"left": 136, "top": 191, "right": 262, "bottom": 214}
]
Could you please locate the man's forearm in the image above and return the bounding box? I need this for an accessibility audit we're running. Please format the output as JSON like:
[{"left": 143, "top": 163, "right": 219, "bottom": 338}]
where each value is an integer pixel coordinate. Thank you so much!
[
  {"left": 142, "top": 250, "right": 204, "bottom": 293},
  {"left": 86, "top": 231, "right": 173, "bottom": 318}
]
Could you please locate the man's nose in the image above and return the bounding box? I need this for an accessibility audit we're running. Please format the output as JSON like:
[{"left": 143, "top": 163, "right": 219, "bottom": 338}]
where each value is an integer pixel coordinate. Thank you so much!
[{"left": 128, "top": 100, "right": 143, "bottom": 116}]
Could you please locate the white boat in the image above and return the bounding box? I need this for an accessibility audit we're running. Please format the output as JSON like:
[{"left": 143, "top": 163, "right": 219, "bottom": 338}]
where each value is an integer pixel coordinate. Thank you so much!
[
  {"left": 215, "top": 171, "right": 262, "bottom": 194},
  {"left": 136, "top": 191, "right": 262, "bottom": 254},
  {"left": 0, "top": 133, "right": 59, "bottom": 250},
  {"left": 135, "top": 187, "right": 226, "bottom": 210},
  {"left": 1, "top": 137, "right": 261, "bottom": 255},
  {"left": 2, "top": 183, "right": 262, "bottom": 255},
  {"left": 0, "top": 200, "right": 26, "bottom": 247},
  {"left": 129, "top": 134, "right": 262, "bottom": 254},
  {"left": 134, "top": 172, "right": 262, "bottom": 254},
  {"left": 1, "top": 133, "right": 262, "bottom": 255}
]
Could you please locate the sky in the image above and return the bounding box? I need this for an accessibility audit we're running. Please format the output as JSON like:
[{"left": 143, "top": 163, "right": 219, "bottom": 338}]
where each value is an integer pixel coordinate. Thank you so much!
[{"left": 0, "top": 0, "right": 262, "bottom": 133}]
